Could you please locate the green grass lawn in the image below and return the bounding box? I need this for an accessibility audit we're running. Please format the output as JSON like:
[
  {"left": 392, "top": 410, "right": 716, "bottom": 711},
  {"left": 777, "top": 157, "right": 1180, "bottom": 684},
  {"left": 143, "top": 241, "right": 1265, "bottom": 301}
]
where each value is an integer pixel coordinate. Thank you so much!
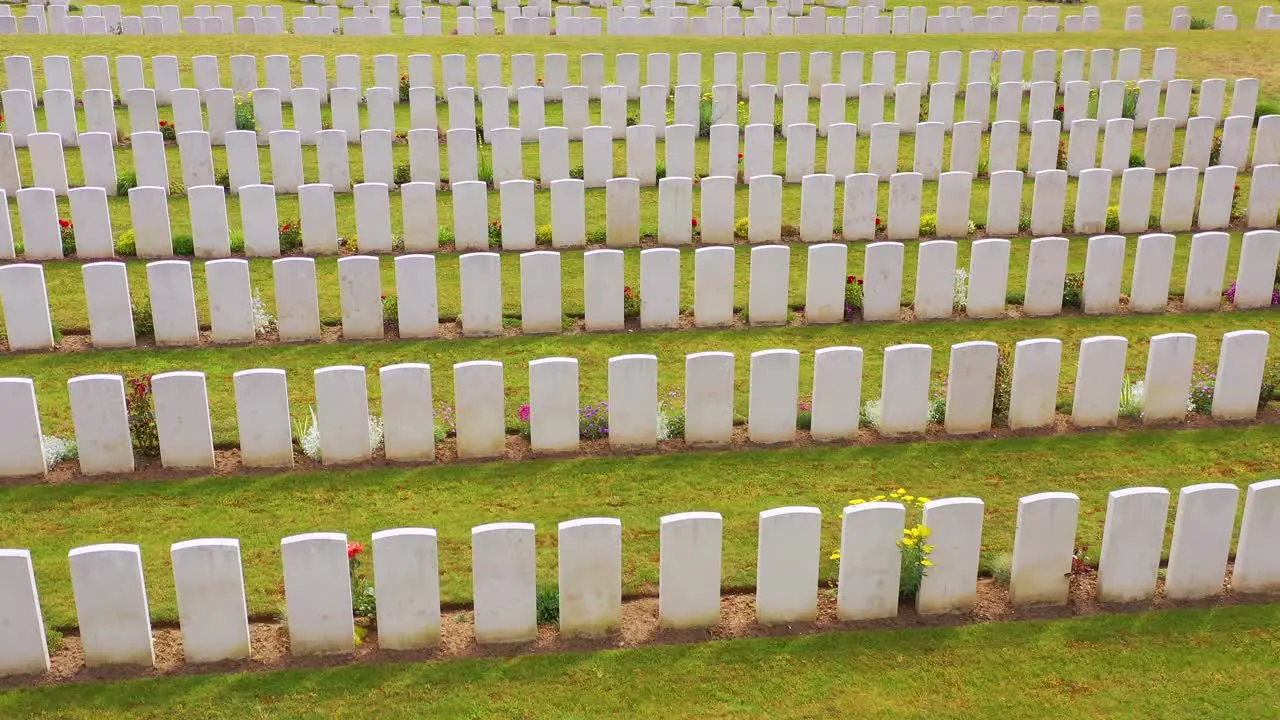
[
  {"left": 4, "top": 309, "right": 1273, "bottom": 440},
  {"left": 3, "top": 423, "right": 1277, "bottom": 629},
  {"left": 6, "top": 29, "right": 1280, "bottom": 98},
  {"left": 3, "top": 595, "right": 1280, "bottom": 718}
]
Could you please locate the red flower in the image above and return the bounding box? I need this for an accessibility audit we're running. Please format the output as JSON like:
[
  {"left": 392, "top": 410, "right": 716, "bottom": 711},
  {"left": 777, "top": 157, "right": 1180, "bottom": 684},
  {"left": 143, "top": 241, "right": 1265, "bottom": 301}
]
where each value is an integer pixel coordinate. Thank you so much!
[
  {"left": 347, "top": 541, "right": 364, "bottom": 559},
  {"left": 1056, "top": 105, "right": 1064, "bottom": 112},
  {"left": 280, "top": 223, "right": 291, "bottom": 231},
  {"left": 158, "top": 120, "right": 168, "bottom": 127},
  {"left": 58, "top": 219, "right": 71, "bottom": 228},
  {"left": 691, "top": 218, "right": 698, "bottom": 228},
  {"left": 875, "top": 216, "right": 883, "bottom": 225},
  {"left": 738, "top": 153, "right": 744, "bottom": 159},
  {"left": 857, "top": 278, "right": 863, "bottom": 285},
  {"left": 1234, "top": 185, "right": 1240, "bottom": 191},
  {"left": 847, "top": 275, "right": 856, "bottom": 284}
]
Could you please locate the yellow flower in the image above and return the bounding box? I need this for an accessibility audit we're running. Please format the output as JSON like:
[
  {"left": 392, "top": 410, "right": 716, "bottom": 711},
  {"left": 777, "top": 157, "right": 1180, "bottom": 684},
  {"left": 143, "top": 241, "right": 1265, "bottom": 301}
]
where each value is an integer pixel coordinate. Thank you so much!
[
  {"left": 848, "top": 498, "right": 866, "bottom": 505},
  {"left": 830, "top": 551, "right": 841, "bottom": 560},
  {"left": 923, "top": 545, "right": 935, "bottom": 553},
  {"left": 918, "top": 526, "right": 932, "bottom": 538},
  {"left": 901, "top": 537, "right": 917, "bottom": 547},
  {"left": 872, "top": 495, "right": 886, "bottom": 502},
  {"left": 905, "top": 527, "right": 920, "bottom": 537},
  {"left": 921, "top": 559, "right": 934, "bottom": 567},
  {"left": 894, "top": 488, "right": 906, "bottom": 495},
  {"left": 903, "top": 495, "right": 915, "bottom": 503},
  {"left": 917, "top": 496, "right": 931, "bottom": 504}
]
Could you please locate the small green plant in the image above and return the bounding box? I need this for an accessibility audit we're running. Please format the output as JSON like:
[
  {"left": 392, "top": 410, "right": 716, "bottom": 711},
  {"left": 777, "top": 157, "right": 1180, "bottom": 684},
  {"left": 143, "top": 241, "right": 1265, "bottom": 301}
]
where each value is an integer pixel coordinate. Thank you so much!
[
  {"left": 535, "top": 586, "right": 560, "bottom": 626},
  {"left": 622, "top": 285, "right": 641, "bottom": 319},
  {"left": 171, "top": 234, "right": 195, "bottom": 256},
  {"left": 569, "top": 165, "right": 584, "bottom": 180},
  {"left": 928, "top": 394, "right": 947, "bottom": 425},
  {"left": 844, "top": 275, "right": 863, "bottom": 318},
  {"left": 116, "top": 172, "right": 138, "bottom": 196},
  {"left": 234, "top": 93, "right": 256, "bottom": 131},
  {"left": 976, "top": 158, "right": 989, "bottom": 177},
  {"left": 398, "top": 73, "right": 410, "bottom": 103},
  {"left": 168, "top": 178, "right": 185, "bottom": 195},
  {"left": 993, "top": 344, "right": 1013, "bottom": 425},
  {"left": 487, "top": 220, "right": 503, "bottom": 249},
  {"left": 1255, "top": 101, "right": 1280, "bottom": 122},
  {"left": 477, "top": 158, "right": 494, "bottom": 186},
  {"left": 1105, "top": 205, "right": 1120, "bottom": 232},
  {"left": 229, "top": 231, "right": 245, "bottom": 254},
  {"left": 115, "top": 229, "right": 137, "bottom": 256},
  {"left": 437, "top": 226, "right": 455, "bottom": 246},
  {"left": 132, "top": 305, "right": 154, "bottom": 337},
  {"left": 655, "top": 161, "right": 666, "bottom": 180},
  {"left": 347, "top": 541, "right": 377, "bottom": 620},
  {"left": 1209, "top": 131, "right": 1222, "bottom": 166},
  {"left": 125, "top": 375, "right": 159, "bottom": 456},
  {"left": 797, "top": 399, "right": 812, "bottom": 430},
  {"left": 580, "top": 401, "right": 609, "bottom": 440},
  {"left": 734, "top": 217, "right": 750, "bottom": 238},
  {"left": 394, "top": 164, "right": 411, "bottom": 185},
  {"left": 1018, "top": 213, "right": 1032, "bottom": 232},
  {"left": 1188, "top": 16, "right": 1210, "bottom": 29},
  {"left": 1120, "top": 83, "right": 1140, "bottom": 120},
  {"left": 1062, "top": 272, "right": 1084, "bottom": 308},
  {"left": 1118, "top": 374, "right": 1144, "bottom": 419},
  {"left": 157, "top": 119, "right": 176, "bottom": 142},
  {"left": 665, "top": 409, "right": 686, "bottom": 439},
  {"left": 986, "top": 551, "right": 1013, "bottom": 586},
  {"left": 534, "top": 224, "right": 553, "bottom": 246},
  {"left": 586, "top": 228, "right": 607, "bottom": 245},
  {"left": 382, "top": 294, "right": 398, "bottom": 332},
  {"left": 215, "top": 168, "right": 230, "bottom": 189},
  {"left": 918, "top": 213, "right": 937, "bottom": 236},
  {"left": 1188, "top": 365, "right": 1215, "bottom": 415},
  {"left": 1056, "top": 139, "right": 1068, "bottom": 170},
  {"left": 278, "top": 220, "right": 302, "bottom": 253},
  {"left": 1129, "top": 152, "right": 1145, "bottom": 168},
  {"left": 58, "top": 219, "right": 75, "bottom": 257},
  {"left": 697, "top": 97, "right": 714, "bottom": 137}
]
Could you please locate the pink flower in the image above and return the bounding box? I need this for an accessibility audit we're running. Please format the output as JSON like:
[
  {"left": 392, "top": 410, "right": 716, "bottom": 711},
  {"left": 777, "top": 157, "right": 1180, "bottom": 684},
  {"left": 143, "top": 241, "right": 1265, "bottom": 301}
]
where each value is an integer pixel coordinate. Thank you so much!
[{"left": 347, "top": 541, "right": 364, "bottom": 559}]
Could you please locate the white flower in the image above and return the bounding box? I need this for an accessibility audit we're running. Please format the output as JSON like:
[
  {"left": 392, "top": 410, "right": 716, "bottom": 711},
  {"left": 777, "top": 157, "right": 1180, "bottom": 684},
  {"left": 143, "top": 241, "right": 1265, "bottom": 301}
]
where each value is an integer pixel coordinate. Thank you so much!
[
  {"left": 250, "top": 288, "right": 274, "bottom": 336},
  {"left": 42, "top": 435, "right": 78, "bottom": 467}
]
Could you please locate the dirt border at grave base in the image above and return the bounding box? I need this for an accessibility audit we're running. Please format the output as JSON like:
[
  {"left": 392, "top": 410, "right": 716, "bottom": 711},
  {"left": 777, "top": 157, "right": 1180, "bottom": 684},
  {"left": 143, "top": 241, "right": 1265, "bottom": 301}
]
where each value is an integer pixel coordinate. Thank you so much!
[
  {"left": 4, "top": 567, "right": 1274, "bottom": 690},
  {"left": 10, "top": 406, "right": 1280, "bottom": 489}
]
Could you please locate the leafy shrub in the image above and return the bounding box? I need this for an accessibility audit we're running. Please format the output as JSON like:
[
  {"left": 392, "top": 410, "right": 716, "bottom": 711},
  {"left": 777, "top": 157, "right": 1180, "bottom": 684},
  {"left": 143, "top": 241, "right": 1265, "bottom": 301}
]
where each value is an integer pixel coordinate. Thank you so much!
[
  {"left": 1189, "top": 16, "right": 1210, "bottom": 29},
  {"left": 1018, "top": 213, "right": 1032, "bottom": 232},
  {"left": 168, "top": 178, "right": 185, "bottom": 195},
  {"left": 229, "top": 231, "right": 245, "bottom": 254},
  {"left": 860, "top": 400, "right": 882, "bottom": 429},
  {"left": 477, "top": 158, "right": 494, "bottom": 186},
  {"left": 734, "top": 217, "right": 750, "bottom": 238},
  {"left": 1118, "top": 374, "right": 1145, "bottom": 419},
  {"left": 394, "top": 164, "right": 411, "bottom": 185},
  {"left": 1105, "top": 205, "right": 1120, "bottom": 232},
  {"left": 1188, "top": 366, "right": 1215, "bottom": 415},
  {"left": 1255, "top": 101, "right": 1280, "bottom": 122},
  {"left": 157, "top": 119, "right": 176, "bottom": 142},
  {"left": 697, "top": 98, "right": 714, "bottom": 137},
  {"left": 622, "top": 285, "right": 640, "bottom": 319},
  {"left": 580, "top": 401, "right": 610, "bottom": 440},
  {"left": 1129, "top": 152, "right": 1145, "bottom": 168},
  {"left": 278, "top": 220, "right": 302, "bottom": 253},
  {"left": 115, "top": 229, "right": 137, "bottom": 256},
  {"left": 347, "top": 542, "right": 376, "bottom": 620},
  {"left": 437, "top": 226, "right": 455, "bottom": 246},
  {"left": 586, "top": 228, "right": 607, "bottom": 245},
  {"left": 535, "top": 586, "right": 560, "bottom": 626},
  {"left": 398, "top": 73, "right": 411, "bottom": 103},
  {"left": 797, "top": 399, "right": 812, "bottom": 430},
  {"left": 59, "top": 220, "right": 75, "bottom": 257},
  {"left": 1056, "top": 139, "right": 1068, "bottom": 170},
  {"left": 569, "top": 165, "right": 584, "bottom": 180},
  {"left": 1209, "top": 131, "right": 1222, "bottom": 166},
  {"left": 116, "top": 172, "right": 138, "bottom": 196},
  {"left": 171, "top": 234, "right": 195, "bottom": 256},
  {"left": 234, "top": 94, "right": 256, "bottom": 131},
  {"left": 215, "top": 168, "right": 230, "bottom": 189},
  {"left": 918, "top": 213, "right": 937, "bottom": 236},
  {"left": 487, "top": 221, "right": 503, "bottom": 249},
  {"left": 1062, "top": 272, "right": 1084, "bottom": 308},
  {"left": 126, "top": 375, "right": 159, "bottom": 456},
  {"left": 1120, "top": 83, "right": 1140, "bottom": 120},
  {"left": 664, "top": 409, "right": 686, "bottom": 439},
  {"left": 534, "top": 224, "right": 553, "bottom": 246},
  {"left": 132, "top": 304, "right": 154, "bottom": 337},
  {"left": 928, "top": 395, "right": 947, "bottom": 425},
  {"left": 993, "top": 344, "right": 1013, "bottom": 424},
  {"left": 381, "top": 294, "right": 398, "bottom": 332},
  {"left": 42, "top": 435, "right": 79, "bottom": 467},
  {"left": 655, "top": 161, "right": 666, "bottom": 180},
  {"left": 844, "top": 274, "right": 864, "bottom": 317}
]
